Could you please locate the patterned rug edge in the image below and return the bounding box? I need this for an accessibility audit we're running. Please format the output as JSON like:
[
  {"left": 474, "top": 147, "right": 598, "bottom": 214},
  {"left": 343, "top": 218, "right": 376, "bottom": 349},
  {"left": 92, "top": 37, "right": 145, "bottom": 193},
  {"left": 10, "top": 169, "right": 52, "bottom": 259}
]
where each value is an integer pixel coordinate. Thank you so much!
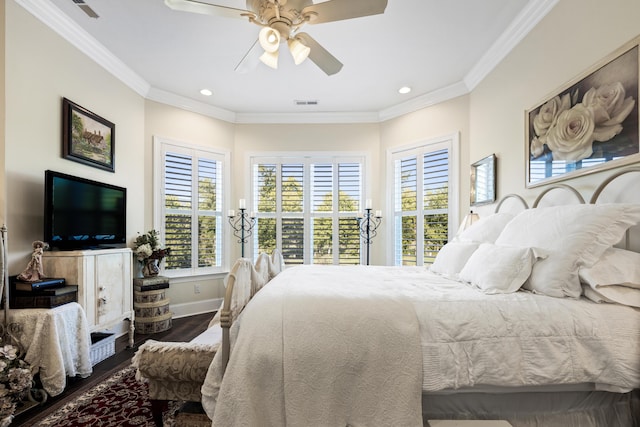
[{"left": 33, "top": 365, "right": 181, "bottom": 427}]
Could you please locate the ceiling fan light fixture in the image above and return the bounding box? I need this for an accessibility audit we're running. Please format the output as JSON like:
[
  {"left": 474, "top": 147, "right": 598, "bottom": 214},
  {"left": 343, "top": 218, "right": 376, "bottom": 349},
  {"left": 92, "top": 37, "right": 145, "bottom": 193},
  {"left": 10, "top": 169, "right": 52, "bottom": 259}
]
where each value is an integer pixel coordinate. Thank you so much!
[
  {"left": 260, "top": 50, "right": 279, "bottom": 69},
  {"left": 288, "top": 37, "right": 311, "bottom": 65},
  {"left": 259, "top": 27, "right": 281, "bottom": 53}
]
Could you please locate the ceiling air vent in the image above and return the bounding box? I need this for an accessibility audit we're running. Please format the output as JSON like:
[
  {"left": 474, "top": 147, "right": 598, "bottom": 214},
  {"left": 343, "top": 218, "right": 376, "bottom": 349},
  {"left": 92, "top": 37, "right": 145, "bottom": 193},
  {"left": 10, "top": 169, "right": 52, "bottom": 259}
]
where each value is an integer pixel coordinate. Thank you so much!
[
  {"left": 294, "top": 100, "right": 319, "bottom": 106},
  {"left": 72, "top": 0, "right": 99, "bottom": 18}
]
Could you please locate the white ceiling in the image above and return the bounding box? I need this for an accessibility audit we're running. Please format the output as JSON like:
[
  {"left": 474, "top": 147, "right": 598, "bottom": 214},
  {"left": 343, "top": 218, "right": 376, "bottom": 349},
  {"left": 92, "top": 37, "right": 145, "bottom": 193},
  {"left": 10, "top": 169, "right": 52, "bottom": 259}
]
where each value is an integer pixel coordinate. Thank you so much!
[{"left": 18, "top": 0, "right": 557, "bottom": 123}]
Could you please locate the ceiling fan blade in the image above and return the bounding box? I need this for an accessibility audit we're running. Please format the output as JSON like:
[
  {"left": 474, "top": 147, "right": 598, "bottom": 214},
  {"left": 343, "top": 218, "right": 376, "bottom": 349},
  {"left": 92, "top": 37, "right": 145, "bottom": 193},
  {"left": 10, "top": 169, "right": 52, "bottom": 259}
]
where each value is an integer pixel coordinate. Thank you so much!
[
  {"left": 234, "top": 39, "right": 262, "bottom": 73},
  {"left": 296, "top": 33, "right": 343, "bottom": 76},
  {"left": 164, "top": 0, "right": 253, "bottom": 20},
  {"left": 302, "top": 0, "right": 388, "bottom": 24}
]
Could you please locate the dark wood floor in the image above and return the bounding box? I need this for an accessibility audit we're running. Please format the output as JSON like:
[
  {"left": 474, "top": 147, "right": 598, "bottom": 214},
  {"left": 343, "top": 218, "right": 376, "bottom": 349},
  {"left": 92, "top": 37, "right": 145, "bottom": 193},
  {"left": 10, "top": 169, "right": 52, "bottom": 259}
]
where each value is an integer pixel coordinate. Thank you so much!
[{"left": 12, "top": 311, "right": 214, "bottom": 426}]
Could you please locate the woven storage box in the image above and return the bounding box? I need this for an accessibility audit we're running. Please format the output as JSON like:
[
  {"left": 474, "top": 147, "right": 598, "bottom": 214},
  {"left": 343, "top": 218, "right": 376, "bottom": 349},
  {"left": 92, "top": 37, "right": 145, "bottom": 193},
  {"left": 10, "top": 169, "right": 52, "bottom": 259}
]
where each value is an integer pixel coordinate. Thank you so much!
[
  {"left": 134, "top": 298, "right": 171, "bottom": 318},
  {"left": 90, "top": 332, "right": 115, "bottom": 366},
  {"left": 135, "top": 311, "right": 173, "bottom": 334},
  {"left": 134, "top": 288, "right": 167, "bottom": 304}
]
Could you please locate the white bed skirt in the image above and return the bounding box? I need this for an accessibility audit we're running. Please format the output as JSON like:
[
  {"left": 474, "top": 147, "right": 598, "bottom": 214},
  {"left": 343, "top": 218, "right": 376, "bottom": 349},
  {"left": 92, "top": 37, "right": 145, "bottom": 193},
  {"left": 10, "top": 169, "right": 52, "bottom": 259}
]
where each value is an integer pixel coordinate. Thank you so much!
[{"left": 423, "top": 389, "right": 640, "bottom": 427}]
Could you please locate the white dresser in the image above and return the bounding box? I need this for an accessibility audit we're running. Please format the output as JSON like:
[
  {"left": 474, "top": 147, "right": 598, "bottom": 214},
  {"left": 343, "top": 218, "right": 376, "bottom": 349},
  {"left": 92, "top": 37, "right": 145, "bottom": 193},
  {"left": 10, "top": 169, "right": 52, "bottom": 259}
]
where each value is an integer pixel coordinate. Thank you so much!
[{"left": 42, "top": 248, "right": 134, "bottom": 346}]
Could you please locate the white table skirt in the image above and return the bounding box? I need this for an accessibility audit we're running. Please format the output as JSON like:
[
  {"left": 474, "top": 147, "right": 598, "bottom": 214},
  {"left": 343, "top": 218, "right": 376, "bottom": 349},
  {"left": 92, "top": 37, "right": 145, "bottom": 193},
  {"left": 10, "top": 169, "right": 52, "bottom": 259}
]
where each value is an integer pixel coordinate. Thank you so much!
[{"left": 8, "top": 302, "right": 92, "bottom": 396}]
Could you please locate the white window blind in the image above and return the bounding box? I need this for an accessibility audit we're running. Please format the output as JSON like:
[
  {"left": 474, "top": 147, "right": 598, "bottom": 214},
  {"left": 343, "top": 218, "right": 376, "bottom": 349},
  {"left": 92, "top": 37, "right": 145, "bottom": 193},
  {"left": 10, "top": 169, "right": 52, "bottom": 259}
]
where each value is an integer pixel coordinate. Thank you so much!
[
  {"left": 155, "top": 138, "right": 228, "bottom": 276},
  {"left": 391, "top": 137, "right": 455, "bottom": 266},
  {"left": 251, "top": 155, "right": 364, "bottom": 265}
]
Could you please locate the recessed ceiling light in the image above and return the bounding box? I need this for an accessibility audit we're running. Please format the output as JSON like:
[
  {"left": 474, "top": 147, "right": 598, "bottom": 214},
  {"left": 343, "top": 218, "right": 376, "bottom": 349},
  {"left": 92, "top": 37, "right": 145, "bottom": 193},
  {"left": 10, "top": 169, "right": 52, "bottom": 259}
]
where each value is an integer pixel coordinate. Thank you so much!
[
  {"left": 200, "top": 89, "right": 213, "bottom": 96},
  {"left": 398, "top": 86, "right": 411, "bottom": 94}
]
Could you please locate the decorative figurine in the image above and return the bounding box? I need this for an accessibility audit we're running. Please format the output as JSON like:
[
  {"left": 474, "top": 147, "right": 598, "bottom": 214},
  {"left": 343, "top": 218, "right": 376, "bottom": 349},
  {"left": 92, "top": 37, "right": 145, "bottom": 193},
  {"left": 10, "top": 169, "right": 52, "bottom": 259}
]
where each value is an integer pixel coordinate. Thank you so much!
[{"left": 17, "top": 241, "right": 49, "bottom": 282}]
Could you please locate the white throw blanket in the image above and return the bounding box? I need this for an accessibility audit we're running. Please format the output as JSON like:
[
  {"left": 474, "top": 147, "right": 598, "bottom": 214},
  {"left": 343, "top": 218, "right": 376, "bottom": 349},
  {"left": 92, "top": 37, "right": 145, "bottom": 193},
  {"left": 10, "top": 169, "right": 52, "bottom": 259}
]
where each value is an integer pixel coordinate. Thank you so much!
[{"left": 202, "top": 265, "right": 424, "bottom": 427}]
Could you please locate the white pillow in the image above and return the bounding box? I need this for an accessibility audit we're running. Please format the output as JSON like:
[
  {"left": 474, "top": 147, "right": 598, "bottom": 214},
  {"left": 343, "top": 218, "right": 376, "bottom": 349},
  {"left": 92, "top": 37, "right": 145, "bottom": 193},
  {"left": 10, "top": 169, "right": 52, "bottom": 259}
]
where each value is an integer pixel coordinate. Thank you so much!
[
  {"left": 430, "top": 241, "right": 479, "bottom": 278},
  {"left": 458, "top": 243, "right": 544, "bottom": 294},
  {"left": 455, "top": 212, "right": 515, "bottom": 244},
  {"left": 579, "top": 247, "right": 640, "bottom": 289},
  {"left": 582, "top": 284, "right": 640, "bottom": 308},
  {"left": 495, "top": 204, "right": 640, "bottom": 298}
]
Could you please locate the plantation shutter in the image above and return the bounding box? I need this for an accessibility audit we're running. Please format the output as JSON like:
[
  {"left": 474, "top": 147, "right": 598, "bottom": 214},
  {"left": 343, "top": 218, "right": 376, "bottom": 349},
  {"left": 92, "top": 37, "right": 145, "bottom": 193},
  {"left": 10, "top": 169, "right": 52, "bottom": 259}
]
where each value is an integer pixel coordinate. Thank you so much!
[
  {"left": 197, "top": 158, "right": 222, "bottom": 267},
  {"left": 160, "top": 142, "right": 225, "bottom": 275},
  {"left": 394, "top": 157, "right": 418, "bottom": 266},
  {"left": 337, "top": 162, "right": 361, "bottom": 265},
  {"left": 312, "top": 163, "right": 333, "bottom": 264},
  {"left": 281, "top": 164, "right": 304, "bottom": 264},
  {"left": 252, "top": 155, "right": 365, "bottom": 265},
  {"left": 254, "top": 164, "right": 277, "bottom": 255},
  {"left": 393, "top": 141, "right": 452, "bottom": 266},
  {"left": 423, "top": 149, "right": 449, "bottom": 264},
  {"left": 164, "top": 153, "right": 193, "bottom": 270}
]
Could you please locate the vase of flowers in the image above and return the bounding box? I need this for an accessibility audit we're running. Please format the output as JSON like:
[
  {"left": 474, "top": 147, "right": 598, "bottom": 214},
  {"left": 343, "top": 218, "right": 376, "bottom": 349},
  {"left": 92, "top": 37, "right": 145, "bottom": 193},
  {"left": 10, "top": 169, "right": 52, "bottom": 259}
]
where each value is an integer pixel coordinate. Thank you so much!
[
  {"left": 132, "top": 230, "right": 171, "bottom": 278},
  {"left": 0, "top": 344, "right": 33, "bottom": 426}
]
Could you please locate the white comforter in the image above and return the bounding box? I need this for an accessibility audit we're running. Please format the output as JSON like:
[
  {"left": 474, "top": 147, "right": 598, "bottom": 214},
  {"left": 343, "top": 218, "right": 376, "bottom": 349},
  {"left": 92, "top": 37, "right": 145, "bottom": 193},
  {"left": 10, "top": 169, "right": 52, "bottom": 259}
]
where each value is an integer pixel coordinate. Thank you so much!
[{"left": 201, "top": 265, "right": 640, "bottom": 426}]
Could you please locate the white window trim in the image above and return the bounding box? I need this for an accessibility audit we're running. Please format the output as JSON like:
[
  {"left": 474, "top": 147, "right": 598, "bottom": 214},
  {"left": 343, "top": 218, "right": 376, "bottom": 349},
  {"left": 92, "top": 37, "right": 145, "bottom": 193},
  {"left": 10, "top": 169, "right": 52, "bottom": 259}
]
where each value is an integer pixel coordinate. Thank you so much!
[
  {"left": 248, "top": 151, "right": 370, "bottom": 264},
  {"left": 153, "top": 135, "right": 231, "bottom": 277},
  {"left": 385, "top": 132, "right": 460, "bottom": 265}
]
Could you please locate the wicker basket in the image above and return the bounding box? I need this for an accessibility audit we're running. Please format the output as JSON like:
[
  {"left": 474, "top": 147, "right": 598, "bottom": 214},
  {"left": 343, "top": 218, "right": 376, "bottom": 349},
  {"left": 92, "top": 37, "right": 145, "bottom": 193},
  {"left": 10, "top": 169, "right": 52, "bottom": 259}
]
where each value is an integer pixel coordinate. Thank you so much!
[{"left": 90, "top": 332, "right": 115, "bottom": 366}]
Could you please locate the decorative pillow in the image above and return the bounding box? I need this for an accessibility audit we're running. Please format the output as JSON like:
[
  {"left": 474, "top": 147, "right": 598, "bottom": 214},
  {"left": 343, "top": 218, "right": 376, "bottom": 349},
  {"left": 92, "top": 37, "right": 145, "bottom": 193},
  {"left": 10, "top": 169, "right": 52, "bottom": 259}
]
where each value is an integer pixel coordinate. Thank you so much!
[
  {"left": 579, "top": 247, "right": 640, "bottom": 289},
  {"left": 458, "top": 243, "right": 544, "bottom": 294},
  {"left": 494, "top": 204, "right": 640, "bottom": 298},
  {"left": 582, "top": 283, "right": 640, "bottom": 308},
  {"left": 429, "top": 241, "right": 479, "bottom": 278},
  {"left": 455, "top": 212, "right": 515, "bottom": 244}
]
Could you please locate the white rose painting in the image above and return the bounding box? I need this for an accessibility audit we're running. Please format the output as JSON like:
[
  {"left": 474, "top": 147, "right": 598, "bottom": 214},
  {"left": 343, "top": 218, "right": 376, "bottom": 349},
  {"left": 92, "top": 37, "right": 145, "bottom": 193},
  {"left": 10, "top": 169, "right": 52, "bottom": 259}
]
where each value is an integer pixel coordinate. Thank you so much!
[{"left": 527, "top": 44, "right": 639, "bottom": 187}]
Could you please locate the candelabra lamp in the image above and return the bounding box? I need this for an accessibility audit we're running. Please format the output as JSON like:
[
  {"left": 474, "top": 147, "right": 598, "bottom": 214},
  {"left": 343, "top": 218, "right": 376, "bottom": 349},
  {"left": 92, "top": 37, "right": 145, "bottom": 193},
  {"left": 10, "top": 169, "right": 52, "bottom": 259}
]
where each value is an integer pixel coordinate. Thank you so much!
[
  {"left": 227, "top": 200, "right": 256, "bottom": 258},
  {"left": 357, "top": 206, "right": 382, "bottom": 265}
]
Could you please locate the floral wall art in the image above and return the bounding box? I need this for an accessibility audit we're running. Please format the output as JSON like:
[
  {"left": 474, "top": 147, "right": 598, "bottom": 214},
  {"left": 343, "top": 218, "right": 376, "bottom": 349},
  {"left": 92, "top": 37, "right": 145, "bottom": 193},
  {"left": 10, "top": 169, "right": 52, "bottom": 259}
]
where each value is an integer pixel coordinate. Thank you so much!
[{"left": 526, "top": 39, "right": 639, "bottom": 187}]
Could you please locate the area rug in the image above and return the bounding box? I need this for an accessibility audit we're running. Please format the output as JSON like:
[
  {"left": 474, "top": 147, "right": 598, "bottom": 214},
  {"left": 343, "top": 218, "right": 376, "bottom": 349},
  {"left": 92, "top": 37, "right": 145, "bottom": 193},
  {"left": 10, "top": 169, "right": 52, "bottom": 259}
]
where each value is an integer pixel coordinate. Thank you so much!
[{"left": 34, "top": 366, "right": 181, "bottom": 427}]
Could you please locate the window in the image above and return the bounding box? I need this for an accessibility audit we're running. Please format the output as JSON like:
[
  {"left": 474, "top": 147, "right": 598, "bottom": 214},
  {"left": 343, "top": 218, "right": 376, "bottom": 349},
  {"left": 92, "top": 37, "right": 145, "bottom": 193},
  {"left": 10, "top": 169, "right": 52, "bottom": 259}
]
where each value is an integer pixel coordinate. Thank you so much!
[
  {"left": 390, "top": 135, "right": 458, "bottom": 266},
  {"left": 154, "top": 137, "right": 229, "bottom": 276},
  {"left": 251, "top": 154, "right": 365, "bottom": 265}
]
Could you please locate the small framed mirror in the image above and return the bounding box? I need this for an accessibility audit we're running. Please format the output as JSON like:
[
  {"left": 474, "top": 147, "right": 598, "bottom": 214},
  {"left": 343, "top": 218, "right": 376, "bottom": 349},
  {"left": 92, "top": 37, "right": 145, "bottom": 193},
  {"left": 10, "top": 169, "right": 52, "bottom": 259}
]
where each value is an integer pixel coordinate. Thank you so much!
[{"left": 470, "top": 154, "right": 496, "bottom": 206}]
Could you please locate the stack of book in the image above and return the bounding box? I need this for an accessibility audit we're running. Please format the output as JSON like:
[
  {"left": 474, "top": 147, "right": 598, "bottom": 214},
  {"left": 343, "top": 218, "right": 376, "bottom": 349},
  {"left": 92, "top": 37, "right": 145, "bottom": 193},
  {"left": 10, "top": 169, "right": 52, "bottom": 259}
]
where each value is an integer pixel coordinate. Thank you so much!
[
  {"left": 133, "top": 275, "right": 170, "bottom": 291},
  {"left": 8, "top": 276, "right": 78, "bottom": 309}
]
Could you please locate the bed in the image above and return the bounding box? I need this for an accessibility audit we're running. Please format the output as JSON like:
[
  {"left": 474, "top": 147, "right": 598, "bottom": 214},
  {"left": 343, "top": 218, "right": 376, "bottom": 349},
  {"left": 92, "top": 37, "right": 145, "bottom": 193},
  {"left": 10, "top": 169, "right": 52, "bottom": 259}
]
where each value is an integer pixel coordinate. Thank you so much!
[{"left": 201, "top": 167, "right": 640, "bottom": 427}]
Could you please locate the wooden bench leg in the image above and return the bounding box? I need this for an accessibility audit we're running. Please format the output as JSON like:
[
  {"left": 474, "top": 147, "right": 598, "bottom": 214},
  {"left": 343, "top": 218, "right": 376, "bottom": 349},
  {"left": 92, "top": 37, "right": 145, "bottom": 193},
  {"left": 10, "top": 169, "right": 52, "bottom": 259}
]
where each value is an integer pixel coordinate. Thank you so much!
[{"left": 150, "top": 399, "right": 169, "bottom": 426}]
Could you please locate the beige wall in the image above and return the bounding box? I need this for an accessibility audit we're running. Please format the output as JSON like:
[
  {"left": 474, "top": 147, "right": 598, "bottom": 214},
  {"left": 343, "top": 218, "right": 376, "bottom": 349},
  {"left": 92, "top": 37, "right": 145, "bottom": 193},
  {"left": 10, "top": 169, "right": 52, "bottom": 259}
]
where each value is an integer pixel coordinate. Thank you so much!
[
  {"left": 5, "top": 2, "right": 145, "bottom": 271},
  {"left": 470, "top": 0, "right": 640, "bottom": 216}
]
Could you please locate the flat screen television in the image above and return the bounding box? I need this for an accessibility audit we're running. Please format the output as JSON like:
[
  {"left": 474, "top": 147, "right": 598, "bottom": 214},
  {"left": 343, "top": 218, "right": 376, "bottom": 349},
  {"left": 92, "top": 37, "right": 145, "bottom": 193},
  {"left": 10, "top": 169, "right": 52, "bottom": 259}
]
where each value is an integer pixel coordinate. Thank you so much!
[{"left": 44, "top": 170, "right": 127, "bottom": 250}]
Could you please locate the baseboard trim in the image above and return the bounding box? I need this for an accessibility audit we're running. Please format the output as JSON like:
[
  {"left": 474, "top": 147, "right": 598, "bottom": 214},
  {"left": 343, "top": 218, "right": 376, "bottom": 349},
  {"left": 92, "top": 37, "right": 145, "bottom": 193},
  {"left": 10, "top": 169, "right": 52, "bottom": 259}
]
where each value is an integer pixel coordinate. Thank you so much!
[
  {"left": 170, "top": 298, "right": 222, "bottom": 319},
  {"left": 100, "top": 298, "right": 221, "bottom": 339}
]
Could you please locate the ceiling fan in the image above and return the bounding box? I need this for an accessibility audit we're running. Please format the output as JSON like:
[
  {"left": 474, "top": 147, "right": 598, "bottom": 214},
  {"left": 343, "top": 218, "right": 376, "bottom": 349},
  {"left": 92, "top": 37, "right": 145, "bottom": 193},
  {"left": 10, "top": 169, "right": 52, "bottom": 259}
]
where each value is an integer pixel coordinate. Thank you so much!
[{"left": 164, "top": 0, "right": 388, "bottom": 75}]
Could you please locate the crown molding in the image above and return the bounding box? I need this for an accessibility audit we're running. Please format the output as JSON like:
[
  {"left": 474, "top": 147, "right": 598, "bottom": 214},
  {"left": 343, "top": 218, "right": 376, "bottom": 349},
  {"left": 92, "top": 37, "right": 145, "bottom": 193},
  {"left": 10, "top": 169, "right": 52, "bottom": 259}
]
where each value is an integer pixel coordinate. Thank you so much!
[
  {"left": 378, "top": 81, "right": 470, "bottom": 122},
  {"left": 15, "top": 0, "right": 150, "bottom": 97},
  {"left": 464, "top": 0, "right": 559, "bottom": 91},
  {"left": 235, "top": 111, "right": 380, "bottom": 124},
  {"left": 146, "top": 88, "right": 237, "bottom": 123},
  {"left": 15, "top": 0, "right": 555, "bottom": 125}
]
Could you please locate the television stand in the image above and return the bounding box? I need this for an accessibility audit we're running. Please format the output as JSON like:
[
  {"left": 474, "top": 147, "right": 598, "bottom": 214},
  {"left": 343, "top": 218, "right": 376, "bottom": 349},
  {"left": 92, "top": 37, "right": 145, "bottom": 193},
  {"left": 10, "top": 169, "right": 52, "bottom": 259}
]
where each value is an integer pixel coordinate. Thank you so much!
[{"left": 42, "top": 248, "right": 134, "bottom": 347}]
